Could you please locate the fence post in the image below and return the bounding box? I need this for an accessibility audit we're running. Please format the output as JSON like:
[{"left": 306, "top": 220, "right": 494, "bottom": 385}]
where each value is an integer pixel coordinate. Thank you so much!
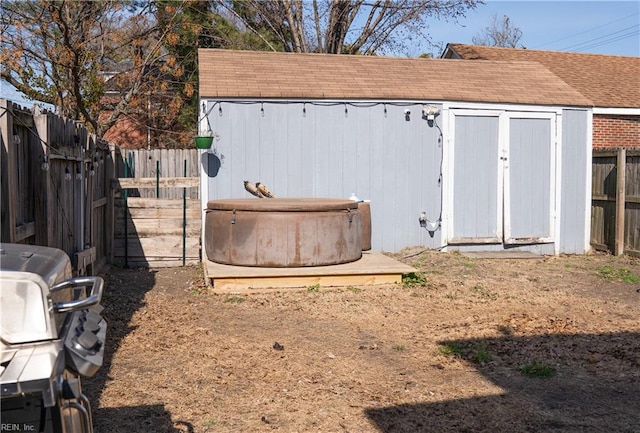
[
  {"left": 615, "top": 148, "right": 626, "bottom": 256},
  {"left": 183, "top": 159, "right": 187, "bottom": 266},
  {"left": 124, "top": 153, "right": 133, "bottom": 268},
  {"left": 34, "top": 109, "right": 51, "bottom": 246},
  {"left": 106, "top": 146, "right": 116, "bottom": 264},
  {"left": 1, "top": 100, "right": 17, "bottom": 242},
  {"left": 156, "top": 159, "right": 160, "bottom": 198}
]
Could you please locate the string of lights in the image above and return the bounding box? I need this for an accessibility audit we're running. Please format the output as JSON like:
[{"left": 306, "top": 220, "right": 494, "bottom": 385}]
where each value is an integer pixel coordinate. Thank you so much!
[
  {"left": 202, "top": 99, "right": 446, "bottom": 234},
  {"left": 203, "top": 100, "right": 435, "bottom": 124},
  {"left": 1, "top": 104, "right": 107, "bottom": 246},
  {"left": 0, "top": 105, "right": 109, "bottom": 161}
]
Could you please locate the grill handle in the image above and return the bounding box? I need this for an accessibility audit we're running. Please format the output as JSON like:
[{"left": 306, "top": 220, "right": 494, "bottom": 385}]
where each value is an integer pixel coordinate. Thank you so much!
[{"left": 51, "top": 276, "right": 104, "bottom": 313}]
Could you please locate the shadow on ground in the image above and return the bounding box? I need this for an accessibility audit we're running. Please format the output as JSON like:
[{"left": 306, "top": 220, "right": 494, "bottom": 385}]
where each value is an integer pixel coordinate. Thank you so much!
[
  {"left": 366, "top": 332, "right": 640, "bottom": 433},
  {"left": 92, "top": 405, "right": 193, "bottom": 433},
  {"left": 83, "top": 267, "right": 192, "bottom": 433}
]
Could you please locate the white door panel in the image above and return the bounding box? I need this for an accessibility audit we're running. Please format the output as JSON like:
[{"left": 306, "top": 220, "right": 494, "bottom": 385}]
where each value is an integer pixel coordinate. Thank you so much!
[
  {"left": 449, "top": 113, "right": 501, "bottom": 244},
  {"left": 504, "top": 114, "right": 556, "bottom": 244}
]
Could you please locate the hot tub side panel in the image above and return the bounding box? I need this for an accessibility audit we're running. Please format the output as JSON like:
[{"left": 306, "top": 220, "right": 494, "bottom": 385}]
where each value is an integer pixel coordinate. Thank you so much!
[{"left": 205, "top": 209, "right": 362, "bottom": 267}]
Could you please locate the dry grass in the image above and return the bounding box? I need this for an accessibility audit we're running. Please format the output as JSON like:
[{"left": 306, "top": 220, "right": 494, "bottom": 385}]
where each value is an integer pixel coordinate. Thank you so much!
[{"left": 85, "top": 251, "right": 640, "bottom": 432}]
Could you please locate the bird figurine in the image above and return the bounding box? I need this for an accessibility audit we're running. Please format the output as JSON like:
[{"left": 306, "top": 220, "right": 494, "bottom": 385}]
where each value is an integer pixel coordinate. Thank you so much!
[
  {"left": 256, "top": 182, "right": 276, "bottom": 198},
  {"left": 243, "top": 180, "right": 263, "bottom": 198}
]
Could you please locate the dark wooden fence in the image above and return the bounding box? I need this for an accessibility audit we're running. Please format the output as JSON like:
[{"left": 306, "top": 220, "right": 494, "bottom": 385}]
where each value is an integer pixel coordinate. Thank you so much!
[
  {"left": 591, "top": 149, "right": 640, "bottom": 257},
  {"left": 1, "top": 99, "right": 113, "bottom": 274}
]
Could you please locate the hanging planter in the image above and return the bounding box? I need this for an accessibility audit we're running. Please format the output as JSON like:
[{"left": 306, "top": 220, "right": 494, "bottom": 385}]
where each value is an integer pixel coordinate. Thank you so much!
[
  {"left": 197, "top": 103, "right": 219, "bottom": 149},
  {"left": 195, "top": 135, "right": 214, "bottom": 149},
  {"left": 194, "top": 130, "right": 218, "bottom": 149}
]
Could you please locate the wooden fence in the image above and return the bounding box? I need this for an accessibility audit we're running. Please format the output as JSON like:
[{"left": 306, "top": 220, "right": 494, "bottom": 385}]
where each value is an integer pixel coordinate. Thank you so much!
[
  {"left": 591, "top": 149, "right": 640, "bottom": 257},
  {"left": 113, "top": 148, "right": 200, "bottom": 199},
  {"left": 1, "top": 99, "right": 113, "bottom": 274},
  {"left": 112, "top": 149, "right": 201, "bottom": 268},
  {"left": 2, "top": 99, "right": 203, "bottom": 271}
]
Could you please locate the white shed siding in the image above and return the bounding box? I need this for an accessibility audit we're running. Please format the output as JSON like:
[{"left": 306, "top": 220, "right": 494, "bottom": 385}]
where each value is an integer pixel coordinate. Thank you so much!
[{"left": 560, "top": 109, "right": 592, "bottom": 253}]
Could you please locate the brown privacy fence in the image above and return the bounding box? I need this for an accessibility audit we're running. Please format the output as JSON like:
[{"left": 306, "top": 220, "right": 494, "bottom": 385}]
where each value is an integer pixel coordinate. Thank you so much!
[
  {"left": 1, "top": 99, "right": 113, "bottom": 274},
  {"left": 591, "top": 149, "right": 640, "bottom": 257}
]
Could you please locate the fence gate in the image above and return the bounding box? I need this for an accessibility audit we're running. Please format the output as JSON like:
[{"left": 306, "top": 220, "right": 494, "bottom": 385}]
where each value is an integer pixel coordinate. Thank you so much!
[{"left": 113, "top": 151, "right": 201, "bottom": 268}]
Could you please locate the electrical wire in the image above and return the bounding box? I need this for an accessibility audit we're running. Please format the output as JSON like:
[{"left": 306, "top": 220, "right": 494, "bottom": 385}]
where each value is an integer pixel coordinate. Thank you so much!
[
  {"left": 431, "top": 115, "right": 444, "bottom": 228},
  {"left": 47, "top": 167, "right": 77, "bottom": 248},
  {"left": 570, "top": 29, "right": 639, "bottom": 52},
  {"left": 0, "top": 106, "right": 66, "bottom": 158},
  {"left": 207, "top": 99, "right": 448, "bottom": 247},
  {"left": 0, "top": 105, "right": 109, "bottom": 157},
  {"left": 559, "top": 24, "right": 639, "bottom": 52},
  {"left": 532, "top": 12, "right": 639, "bottom": 49}
]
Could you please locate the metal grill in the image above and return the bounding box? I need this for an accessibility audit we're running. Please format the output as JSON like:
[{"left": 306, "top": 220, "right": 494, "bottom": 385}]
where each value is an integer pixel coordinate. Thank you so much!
[{"left": 1, "top": 243, "right": 107, "bottom": 433}]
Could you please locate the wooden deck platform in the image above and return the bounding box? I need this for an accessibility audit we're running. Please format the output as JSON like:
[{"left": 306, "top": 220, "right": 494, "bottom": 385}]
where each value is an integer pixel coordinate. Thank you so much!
[{"left": 204, "top": 251, "right": 416, "bottom": 294}]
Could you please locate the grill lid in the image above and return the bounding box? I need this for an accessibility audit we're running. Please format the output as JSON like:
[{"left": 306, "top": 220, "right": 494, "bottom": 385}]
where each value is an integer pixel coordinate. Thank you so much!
[
  {"left": 0, "top": 272, "right": 55, "bottom": 344},
  {"left": 1, "top": 244, "right": 73, "bottom": 345},
  {"left": 0, "top": 243, "right": 71, "bottom": 287}
]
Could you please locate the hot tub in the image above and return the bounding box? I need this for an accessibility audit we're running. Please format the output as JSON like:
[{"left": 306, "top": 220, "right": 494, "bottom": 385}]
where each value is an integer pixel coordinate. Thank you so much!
[{"left": 205, "top": 198, "right": 362, "bottom": 267}]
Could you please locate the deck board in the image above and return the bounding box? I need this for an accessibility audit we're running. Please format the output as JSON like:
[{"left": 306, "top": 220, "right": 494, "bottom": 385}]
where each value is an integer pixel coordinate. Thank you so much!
[{"left": 204, "top": 252, "right": 416, "bottom": 294}]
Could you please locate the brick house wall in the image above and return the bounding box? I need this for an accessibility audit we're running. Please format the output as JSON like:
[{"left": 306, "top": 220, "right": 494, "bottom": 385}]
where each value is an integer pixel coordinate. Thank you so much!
[
  {"left": 593, "top": 114, "right": 640, "bottom": 149},
  {"left": 102, "top": 116, "right": 148, "bottom": 149}
]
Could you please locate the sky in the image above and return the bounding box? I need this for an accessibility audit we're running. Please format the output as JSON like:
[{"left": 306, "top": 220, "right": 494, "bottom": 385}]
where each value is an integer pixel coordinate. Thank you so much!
[
  {"left": 1, "top": 80, "right": 43, "bottom": 109},
  {"left": 417, "top": 0, "right": 640, "bottom": 57}
]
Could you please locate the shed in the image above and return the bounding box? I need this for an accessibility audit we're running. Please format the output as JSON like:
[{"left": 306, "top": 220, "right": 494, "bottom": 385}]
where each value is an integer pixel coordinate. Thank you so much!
[{"left": 198, "top": 49, "right": 593, "bottom": 255}]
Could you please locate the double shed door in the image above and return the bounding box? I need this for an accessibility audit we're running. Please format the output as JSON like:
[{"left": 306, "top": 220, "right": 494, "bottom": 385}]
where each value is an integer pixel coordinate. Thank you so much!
[{"left": 449, "top": 110, "right": 556, "bottom": 246}]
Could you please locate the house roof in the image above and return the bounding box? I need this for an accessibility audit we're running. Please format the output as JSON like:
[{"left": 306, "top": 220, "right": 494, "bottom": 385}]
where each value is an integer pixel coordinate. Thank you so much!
[
  {"left": 442, "top": 43, "right": 640, "bottom": 109},
  {"left": 198, "top": 49, "right": 592, "bottom": 107}
]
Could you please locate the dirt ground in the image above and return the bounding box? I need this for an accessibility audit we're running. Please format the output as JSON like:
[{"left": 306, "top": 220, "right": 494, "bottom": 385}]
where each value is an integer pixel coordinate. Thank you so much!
[{"left": 84, "top": 249, "right": 640, "bottom": 433}]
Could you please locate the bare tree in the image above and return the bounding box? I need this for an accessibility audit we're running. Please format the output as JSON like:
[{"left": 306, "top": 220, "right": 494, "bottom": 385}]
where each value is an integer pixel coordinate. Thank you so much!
[
  {"left": 0, "top": 0, "right": 191, "bottom": 141},
  {"left": 221, "top": 0, "right": 481, "bottom": 55},
  {"left": 1, "top": 1, "right": 120, "bottom": 133},
  {"left": 472, "top": 14, "right": 523, "bottom": 48}
]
